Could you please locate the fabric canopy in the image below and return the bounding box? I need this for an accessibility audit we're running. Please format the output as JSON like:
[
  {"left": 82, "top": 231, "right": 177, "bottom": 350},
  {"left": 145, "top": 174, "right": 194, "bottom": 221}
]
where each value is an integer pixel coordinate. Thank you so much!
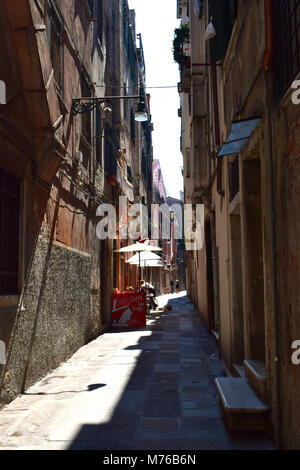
[
  {"left": 126, "top": 251, "right": 162, "bottom": 264},
  {"left": 218, "top": 118, "right": 261, "bottom": 157},
  {"left": 115, "top": 241, "right": 162, "bottom": 253},
  {"left": 129, "top": 259, "right": 165, "bottom": 268}
]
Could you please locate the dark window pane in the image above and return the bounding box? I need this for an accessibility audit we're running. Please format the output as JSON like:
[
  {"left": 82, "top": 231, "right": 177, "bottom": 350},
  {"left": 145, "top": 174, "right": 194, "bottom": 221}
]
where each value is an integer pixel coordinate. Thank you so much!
[
  {"left": 0, "top": 167, "right": 20, "bottom": 295},
  {"left": 274, "top": 0, "right": 300, "bottom": 99}
]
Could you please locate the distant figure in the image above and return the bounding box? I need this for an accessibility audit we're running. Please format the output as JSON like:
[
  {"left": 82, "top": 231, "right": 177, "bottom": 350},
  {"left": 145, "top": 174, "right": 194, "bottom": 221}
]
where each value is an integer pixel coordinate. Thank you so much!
[
  {"left": 138, "top": 280, "right": 147, "bottom": 293},
  {"left": 175, "top": 280, "right": 179, "bottom": 293},
  {"left": 170, "top": 279, "right": 175, "bottom": 293}
]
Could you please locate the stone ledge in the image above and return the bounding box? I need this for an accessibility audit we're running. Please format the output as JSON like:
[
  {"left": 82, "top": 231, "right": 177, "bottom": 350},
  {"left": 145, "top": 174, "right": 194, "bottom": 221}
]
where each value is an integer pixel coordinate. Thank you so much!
[
  {"left": 243, "top": 359, "right": 267, "bottom": 400},
  {"left": 215, "top": 377, "right": 268, "bottom": 413},
  {"left": 215, "top": 377, "right": 270, "bottom": 433}
]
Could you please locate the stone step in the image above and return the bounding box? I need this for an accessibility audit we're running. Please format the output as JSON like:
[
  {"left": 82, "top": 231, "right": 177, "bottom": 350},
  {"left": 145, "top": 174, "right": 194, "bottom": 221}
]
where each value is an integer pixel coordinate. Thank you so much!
[
  {"left": 215, "top": 377, "right": 270, "bottom": 433},
  {"left": 232, "top": 363, "right": 245, "bottom": 377},
  {"left": 243, "top": 359, "right": 267, "bottom": 400}
]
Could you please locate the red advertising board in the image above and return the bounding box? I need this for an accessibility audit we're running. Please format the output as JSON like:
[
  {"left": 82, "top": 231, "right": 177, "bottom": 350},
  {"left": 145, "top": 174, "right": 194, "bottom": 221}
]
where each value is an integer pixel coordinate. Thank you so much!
[{"left": 112, "top": 292, "right": 146, "bottom": 328}]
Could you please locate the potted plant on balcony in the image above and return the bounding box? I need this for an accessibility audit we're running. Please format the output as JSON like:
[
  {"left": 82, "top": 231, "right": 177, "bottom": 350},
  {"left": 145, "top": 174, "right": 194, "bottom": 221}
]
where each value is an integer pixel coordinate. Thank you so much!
[{"left": 173, "top": 23, "right": 190, "bottom": 71}]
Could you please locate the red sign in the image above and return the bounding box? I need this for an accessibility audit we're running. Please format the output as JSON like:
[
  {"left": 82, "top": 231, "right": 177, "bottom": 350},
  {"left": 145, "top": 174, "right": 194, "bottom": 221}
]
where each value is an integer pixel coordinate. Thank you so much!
[{"left": 112, "top": 292, "right": 146, "bottom": 327}]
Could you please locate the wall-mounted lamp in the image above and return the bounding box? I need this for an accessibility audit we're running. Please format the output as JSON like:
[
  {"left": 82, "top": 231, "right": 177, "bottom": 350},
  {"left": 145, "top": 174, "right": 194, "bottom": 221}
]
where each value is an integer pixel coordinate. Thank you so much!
[
  {"left": 74, "top": 150, "right": 83, "bottom": 164},
  {"left": 134, "top": 86, "right": 148, "bottom": 122},
  {"left": 71, "top": 93, "right": 148, "bottom": 123}
]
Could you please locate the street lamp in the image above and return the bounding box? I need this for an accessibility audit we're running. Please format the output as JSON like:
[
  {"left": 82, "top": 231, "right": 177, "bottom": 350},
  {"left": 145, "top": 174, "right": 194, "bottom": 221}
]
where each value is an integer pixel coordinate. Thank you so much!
[
  {"left": 134, "top": 98, "right": 148, "bottom": 122},
  {"left": 72, "top": 91, "right": 148, "bottom": 122},
  {"left": 71, "top": 95, "right": 140, "bottom": 115},
  {"left": 134, "top": 89, "right": 148, "bottom": 122}
]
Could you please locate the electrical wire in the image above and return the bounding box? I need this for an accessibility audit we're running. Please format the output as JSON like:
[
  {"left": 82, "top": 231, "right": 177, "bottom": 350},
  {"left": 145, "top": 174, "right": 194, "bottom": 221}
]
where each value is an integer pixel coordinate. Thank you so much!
[{"left": 95, "top": 85, "right": 178, "bottom": 89}]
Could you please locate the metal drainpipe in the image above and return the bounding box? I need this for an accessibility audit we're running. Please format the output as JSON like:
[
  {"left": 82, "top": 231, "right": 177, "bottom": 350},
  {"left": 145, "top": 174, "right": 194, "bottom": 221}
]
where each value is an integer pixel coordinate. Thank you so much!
[{"left": 262, "top": 0, "right": 281, "bottom": 449}]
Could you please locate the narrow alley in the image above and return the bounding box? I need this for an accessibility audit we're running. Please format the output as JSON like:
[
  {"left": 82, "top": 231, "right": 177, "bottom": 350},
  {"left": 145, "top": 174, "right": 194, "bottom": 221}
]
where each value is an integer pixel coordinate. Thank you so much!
[{"left": 0, "top": 293, "right": 273, "bottom": 450}]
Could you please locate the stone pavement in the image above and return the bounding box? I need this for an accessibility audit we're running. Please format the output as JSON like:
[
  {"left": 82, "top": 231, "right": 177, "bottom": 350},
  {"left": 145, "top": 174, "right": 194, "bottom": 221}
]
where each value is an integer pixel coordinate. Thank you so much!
[{"left": 0, "top": 292, "right": 274, "bottom": 450}]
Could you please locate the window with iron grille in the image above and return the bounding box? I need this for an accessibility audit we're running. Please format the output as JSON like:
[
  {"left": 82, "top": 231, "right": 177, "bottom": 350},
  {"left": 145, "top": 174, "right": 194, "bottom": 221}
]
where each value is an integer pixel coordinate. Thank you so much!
[
  {"left": 274, "top": 0, "right": 300, "bottom": 100},
  {"left": 0, "top": 167, "right": 20, "bottom": 295},
  {"left": 46, "top": 1, "right": 64, "bottom": 96}
]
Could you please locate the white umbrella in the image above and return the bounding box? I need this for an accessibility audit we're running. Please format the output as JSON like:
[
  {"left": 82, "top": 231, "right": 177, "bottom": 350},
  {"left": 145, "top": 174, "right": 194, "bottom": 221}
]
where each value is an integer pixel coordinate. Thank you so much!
[
  {"left": 126, "top": 251, "right": 161, "bottom": 264},
  {"left": 114, "top": 241, "right": 162, "bottom": 253},
  {"left": 114, "top": 240, "right": 162, "bottom": 285},
  {"left": 130, "top": 259, "right": 165, "bottom": 268}
]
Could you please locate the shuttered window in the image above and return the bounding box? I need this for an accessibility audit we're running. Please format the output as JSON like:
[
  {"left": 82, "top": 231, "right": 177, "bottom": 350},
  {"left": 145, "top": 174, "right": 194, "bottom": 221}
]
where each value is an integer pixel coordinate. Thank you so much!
[
  {"left": 0, "top": 167, "right": 20, "bottom": 295},
  {"left": 46, "top": 2, "right": 64, "bottom": 95},
  {"left": 104, "top": 124, "right": 118, "bottom": 177}
]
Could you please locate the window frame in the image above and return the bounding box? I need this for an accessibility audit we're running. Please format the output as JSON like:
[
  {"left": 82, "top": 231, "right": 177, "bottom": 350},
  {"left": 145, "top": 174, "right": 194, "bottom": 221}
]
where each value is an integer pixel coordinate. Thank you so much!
[
  {"left": 0, "top": 167, "right": 25, "bottom": 300},
  {"left": 46, "top": 1, "right": 64, "bottom": 97},
  {"left": 274, "top": 0, "right": 300, "bottom": 100}
]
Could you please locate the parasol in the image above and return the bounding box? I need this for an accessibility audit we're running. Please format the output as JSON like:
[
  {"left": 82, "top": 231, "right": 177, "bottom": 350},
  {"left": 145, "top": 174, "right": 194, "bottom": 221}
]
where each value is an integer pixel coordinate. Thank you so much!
[{"left": 114, "top": 240, "right": 162, "bottom": 285}]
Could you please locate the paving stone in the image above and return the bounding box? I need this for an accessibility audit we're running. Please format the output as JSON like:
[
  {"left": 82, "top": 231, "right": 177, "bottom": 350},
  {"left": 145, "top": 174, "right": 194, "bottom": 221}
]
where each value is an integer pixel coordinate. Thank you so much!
[
  {"left": 154, "top": 363, "right": 180, "bottom": 373},
  {"left": 157, "top": 353, "right": 180, "bottom": 363},
  {"left": 133, "top": 439, "right": 186, "bottom": 450},
  {"left": 141, "top": 418, "right": 179, "bottom": 432},
  {"left": 160, "top": 343, "right": 180, "bottom": 350},
  {"left": 143, "top": 397, "right": 180, "bottom": 417},
  {"left": 180, "top": 416, "right": 229, "bottom": 439},
  {"left": 149, "top": 382, "right": 178, "bottom": 396},
  {"left": 126, "top": 375, "right": 150, "bottom": 387},
  {"left": 0, "top": 292, "right": 274, "bottom": 451}
]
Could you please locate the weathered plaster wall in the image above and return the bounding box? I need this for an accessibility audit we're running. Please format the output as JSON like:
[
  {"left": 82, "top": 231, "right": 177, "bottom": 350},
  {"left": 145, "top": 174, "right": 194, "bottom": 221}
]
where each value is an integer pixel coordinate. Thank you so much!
[
  {"left": 0, "top": 236, "right": 95, "bottom": 405},
  {"left": 272, "top": 99, "right": 300, "bottom": 449}
]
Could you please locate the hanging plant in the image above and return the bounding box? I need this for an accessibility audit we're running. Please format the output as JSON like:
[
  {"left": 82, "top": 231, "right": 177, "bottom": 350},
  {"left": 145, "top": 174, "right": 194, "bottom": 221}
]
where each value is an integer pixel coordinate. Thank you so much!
[{"left": 172, "top": 24, "right": 190, "bottom": 69}]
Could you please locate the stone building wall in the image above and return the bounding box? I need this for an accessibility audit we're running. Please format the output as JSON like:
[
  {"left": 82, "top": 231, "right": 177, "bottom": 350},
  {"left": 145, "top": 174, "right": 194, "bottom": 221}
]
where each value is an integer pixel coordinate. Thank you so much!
[{"left": 0, "top": 0, "right": 107, "bottom": 407}]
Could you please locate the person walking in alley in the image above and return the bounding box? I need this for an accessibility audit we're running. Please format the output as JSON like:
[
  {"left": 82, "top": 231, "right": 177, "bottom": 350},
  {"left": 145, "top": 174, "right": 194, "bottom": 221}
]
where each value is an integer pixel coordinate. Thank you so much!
[
  {"left": 175, "top": 279, "right": 179, "bottom": 293},
  {"left": 170, "top": 279, "right": 175, "bottom": 293}
]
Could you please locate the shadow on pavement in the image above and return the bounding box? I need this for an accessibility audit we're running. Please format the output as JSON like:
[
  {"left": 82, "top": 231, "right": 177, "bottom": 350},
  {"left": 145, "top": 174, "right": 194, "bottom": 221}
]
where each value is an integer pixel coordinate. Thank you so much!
[
  {"left": 23, "top": 383, "right": 106, "bottom": 396},
  {"left": 65, "top": 294, "right": 274, "bottom": 451}
]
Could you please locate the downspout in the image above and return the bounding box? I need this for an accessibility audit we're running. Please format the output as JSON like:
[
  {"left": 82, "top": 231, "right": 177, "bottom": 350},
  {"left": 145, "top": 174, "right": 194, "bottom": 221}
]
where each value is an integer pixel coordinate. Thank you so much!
[
  {"left": 211, "top": 65, "right": 224, "bottom": 197},
  {"left": 262, "top": 0, "right": 281, "bottom": 449}
]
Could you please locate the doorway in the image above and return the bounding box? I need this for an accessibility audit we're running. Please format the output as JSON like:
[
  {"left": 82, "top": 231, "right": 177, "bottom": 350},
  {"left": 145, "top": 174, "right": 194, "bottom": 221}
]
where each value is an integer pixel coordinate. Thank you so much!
[{"left": 242, "top": 158, "right": 265, "bottom": 361}]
